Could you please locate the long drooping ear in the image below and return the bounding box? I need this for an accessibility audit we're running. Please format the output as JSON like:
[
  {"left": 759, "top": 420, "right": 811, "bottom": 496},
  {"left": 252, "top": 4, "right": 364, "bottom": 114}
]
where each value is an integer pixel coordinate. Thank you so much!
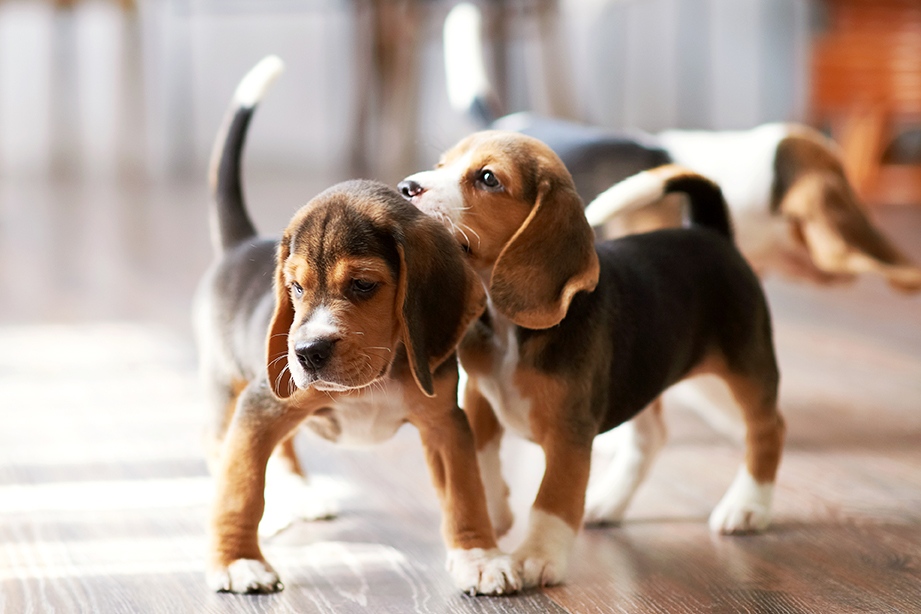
[
  {"left": 396, "top": 221, "right": 487, "bottom": 397},
  {"left": 782, "top": 172, "right": 921, "bottom": 293},
  {"left": 266, "top": 237, "right": 296, "bottom": 398},
  {"left": 490, "top": 179, "right": 600, "bottom": 328}
]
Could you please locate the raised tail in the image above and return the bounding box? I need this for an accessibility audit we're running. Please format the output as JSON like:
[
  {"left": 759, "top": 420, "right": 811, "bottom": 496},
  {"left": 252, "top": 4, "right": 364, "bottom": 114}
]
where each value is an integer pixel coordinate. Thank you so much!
[
  {"left": 207, "top": 55, "right": 284, "bottom": 255},
  {"left": 584, "top": 165, "right": 733, "bottom": 240},
  {"left": 443, "top": 2, "right": 503, "bottom": 126}
]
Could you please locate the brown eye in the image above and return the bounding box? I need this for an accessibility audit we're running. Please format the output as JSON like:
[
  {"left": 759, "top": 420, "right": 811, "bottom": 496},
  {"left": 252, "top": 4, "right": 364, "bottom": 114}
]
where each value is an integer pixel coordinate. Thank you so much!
[
  {"left": 476, "top": 169, "right": 501, "bottom": 190},
  {"left": 351, "top": 278, "right": 378, "bottom": 296}
]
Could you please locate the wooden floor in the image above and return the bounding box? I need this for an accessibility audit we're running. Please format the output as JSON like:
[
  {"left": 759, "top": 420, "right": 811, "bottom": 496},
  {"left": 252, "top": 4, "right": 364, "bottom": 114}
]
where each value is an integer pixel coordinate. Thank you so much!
[{"left": 1, "top": 175, "right": 920, "bottom": 613}]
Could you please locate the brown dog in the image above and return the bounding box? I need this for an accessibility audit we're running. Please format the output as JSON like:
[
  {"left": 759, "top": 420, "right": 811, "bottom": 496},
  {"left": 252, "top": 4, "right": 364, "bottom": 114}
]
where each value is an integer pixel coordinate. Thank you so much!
[
  {"left": 194, "top": 58, "right": 518, "bottom": 595},
  {"left": 399, "top": 131, "right": 783, "bottom": 588}
]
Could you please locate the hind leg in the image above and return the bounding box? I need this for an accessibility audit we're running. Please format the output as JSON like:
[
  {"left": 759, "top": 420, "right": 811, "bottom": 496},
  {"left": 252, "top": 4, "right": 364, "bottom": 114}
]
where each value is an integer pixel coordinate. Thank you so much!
[
  {"left": 707, "top": 365, "right": 784, "bottom": 534},
  {"left": 584, "top": 398, "right": 667, "bottom": 525}
]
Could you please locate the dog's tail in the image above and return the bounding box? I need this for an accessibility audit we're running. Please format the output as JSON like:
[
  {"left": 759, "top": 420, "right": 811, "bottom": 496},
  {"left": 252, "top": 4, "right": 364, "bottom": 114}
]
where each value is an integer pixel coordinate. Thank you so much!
[
  {"left": 443, "top": 2, "right": 502, "bottom": 126},
  {"left": 207, "top": 55, "right": 284, "bottom": 255},
  {"left": 585, "top": 165, "right": 734, "bottom": 240}
]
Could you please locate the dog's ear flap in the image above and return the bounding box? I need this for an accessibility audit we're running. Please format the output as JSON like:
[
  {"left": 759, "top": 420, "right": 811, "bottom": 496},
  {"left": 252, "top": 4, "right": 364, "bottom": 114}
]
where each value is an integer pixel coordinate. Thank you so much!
[
  {"left": 490, "top": 179, "right": 600, "bottom": 328},
  {"left": 397, "top": 221, "right": 487, "bottom": 397},
  {"left": 266, "top": 237, "right": 297, "bottom": 399},
  {"left": 782, "top": 173, "right": 921, "bottom": 293}
]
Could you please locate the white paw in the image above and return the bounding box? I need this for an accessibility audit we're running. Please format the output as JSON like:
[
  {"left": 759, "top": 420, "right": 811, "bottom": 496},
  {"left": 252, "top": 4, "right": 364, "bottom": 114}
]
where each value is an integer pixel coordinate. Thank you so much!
[
  {"left": 583, "top": 486, "right": 629, "bottom": 526},
  {"left": 207, "top": 558, "right": 283, "bottom": 594},
  {"left": 446, "top": 548, "right": 521, "bottom": 595},
  {"left": 259, "top": 459, "right": 340, "bottom": 537},
  {"left": 709, "top": 466, "right": 774, "bottom": 534},
  {"left": 513, "top": 510, "right": 576, "bottom": 588},
  {"left": 709, "top": 500, "right": 771, "bottom": 534},
  {"left": 515, "top": 552, "right": 567, "bottom": 588}
]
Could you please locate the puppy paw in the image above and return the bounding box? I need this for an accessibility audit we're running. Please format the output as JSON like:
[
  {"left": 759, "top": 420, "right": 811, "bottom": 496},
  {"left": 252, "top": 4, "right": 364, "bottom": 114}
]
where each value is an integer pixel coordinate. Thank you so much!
[
  {"left": 582, "top": 487, "right": 628, "bottom": 527},
  {"left": 709, "top": 467, "right": 773, "bottom": 534},
  {"left": 207, "top": 559, "right": 283, "bottom": 594},
  {"left": 709, "top": 499, "right": 771, "bottom": 534},
  {"left": 259, "top": 487, "right": 339, "bottom": 537},
  {"left": 446, "top": 548, "right": 521, "bottom": 595},
  {"left": 259, "top": 459, "right": 340, "bottom": 537},
  {"left": 513, "top": 510, "right": 576, "bottom": 588},
  {"left": 513, "top": 545, "right": 570, "bottom": 588}
]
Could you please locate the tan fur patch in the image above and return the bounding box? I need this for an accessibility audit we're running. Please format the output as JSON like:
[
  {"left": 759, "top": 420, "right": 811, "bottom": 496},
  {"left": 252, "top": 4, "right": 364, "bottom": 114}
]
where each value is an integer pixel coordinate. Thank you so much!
[
  {"left": 210, "top": 391, "right": 328, "bottom": 568},
  {"left": 514, "top": 368, "right": 594, "bottom": 530},
  {"left": 688, "top": 352, "right": 784, "bottom": 484},
  {"left": 405, "top": 370, "right": 499, "bottom": 550}
]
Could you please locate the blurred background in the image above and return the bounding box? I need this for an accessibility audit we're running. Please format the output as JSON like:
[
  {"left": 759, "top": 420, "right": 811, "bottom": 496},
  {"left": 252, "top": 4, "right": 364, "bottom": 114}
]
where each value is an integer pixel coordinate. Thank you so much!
[
  {"left": 5, "top": 0, "right": 909, "bottom": 333},
  {"left": 1, "top": 3, "right": 920, "bottom": 608}
]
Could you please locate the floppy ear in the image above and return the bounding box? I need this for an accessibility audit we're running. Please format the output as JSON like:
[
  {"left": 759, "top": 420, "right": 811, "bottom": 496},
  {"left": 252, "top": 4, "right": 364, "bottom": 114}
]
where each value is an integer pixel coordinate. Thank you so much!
[
  {"left": 266, "top": 237, "right": 296, "bottom": 399},
  {"left": 490, "top": 179, "right": 600, "bottom": 328},
  {"left": 782, "top": 172, "right": 921, "bottom": 293},
  {"left": 397, "top": 221, "right": 487, "bottom": 397}
]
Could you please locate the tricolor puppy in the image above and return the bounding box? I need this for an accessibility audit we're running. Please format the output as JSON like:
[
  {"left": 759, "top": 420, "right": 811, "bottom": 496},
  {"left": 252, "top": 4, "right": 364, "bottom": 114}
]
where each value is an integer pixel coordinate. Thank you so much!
[
  {"left": 444, "top": 2, "right": 921, "bottom": 293},
  {"left": 586, "top": 124, "right": 921, "bottom": 292},
  {"left": 194, "top": 57, "right": 517, "bottom": 595},
  {"left": 399, "top": 131, "right": 784, "bottom": 588}
]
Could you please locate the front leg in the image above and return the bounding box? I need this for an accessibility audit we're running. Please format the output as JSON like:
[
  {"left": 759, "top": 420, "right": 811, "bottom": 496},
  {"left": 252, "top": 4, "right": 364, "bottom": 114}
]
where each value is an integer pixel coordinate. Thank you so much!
[
  {"left": 208, "top": 382, "right": 311, "bottom": 593},
  {"left": 409, "top": 377, "right": 520, "bottom": 595},
  {"left": 463, "top": 379, "right": 514, "bottom": 537},
  {"left": 513, "top": 434, "right": 593, "bottom": 588},
  {"left": 508, "top": 372, "right": 595, "bottom": 589}
]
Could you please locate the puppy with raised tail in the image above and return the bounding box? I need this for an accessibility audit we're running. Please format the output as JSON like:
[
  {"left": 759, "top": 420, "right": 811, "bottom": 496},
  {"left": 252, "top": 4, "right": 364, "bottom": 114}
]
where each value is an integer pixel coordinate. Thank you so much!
[
  {"left": 399, "top": 132, "right": 784, "bottom": 588},
  {"left": 194, "top": 57, "right": 518, "bottom": 595}
]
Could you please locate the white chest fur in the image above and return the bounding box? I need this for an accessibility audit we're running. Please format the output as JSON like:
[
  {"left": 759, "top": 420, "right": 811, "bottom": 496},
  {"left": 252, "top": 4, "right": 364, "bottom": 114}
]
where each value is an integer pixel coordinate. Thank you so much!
[
  {"left": 475, "top": 307, "right": 534, "bottom": 440},
  {"left": 304, "top": 380, "right": 408, "bottom": 447}
]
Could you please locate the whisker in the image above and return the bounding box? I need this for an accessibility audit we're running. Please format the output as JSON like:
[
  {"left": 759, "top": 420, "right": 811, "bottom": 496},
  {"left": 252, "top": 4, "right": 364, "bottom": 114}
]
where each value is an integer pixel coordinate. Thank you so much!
[{"left": 460, "top": 223, "right": 481, "bottom": 248}]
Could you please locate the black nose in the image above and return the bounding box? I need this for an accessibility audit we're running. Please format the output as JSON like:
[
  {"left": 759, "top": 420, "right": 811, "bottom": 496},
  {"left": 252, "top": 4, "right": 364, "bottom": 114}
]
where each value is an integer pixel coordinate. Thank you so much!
[
  {"left": 296, "top": 339, "right": 336, "bottom": 372},
  {"left": 398, "top": 179, "right": 424, "bottom": 199}
]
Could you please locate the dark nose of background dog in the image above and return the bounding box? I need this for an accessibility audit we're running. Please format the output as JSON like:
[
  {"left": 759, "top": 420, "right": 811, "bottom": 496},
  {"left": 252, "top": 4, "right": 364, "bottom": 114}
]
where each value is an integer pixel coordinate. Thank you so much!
[
  {"left": 398, "top": 180, "right": 424, "bottom": 199},
  {"left": 296, "top": 339, "right": 336, "bottom": 371}
]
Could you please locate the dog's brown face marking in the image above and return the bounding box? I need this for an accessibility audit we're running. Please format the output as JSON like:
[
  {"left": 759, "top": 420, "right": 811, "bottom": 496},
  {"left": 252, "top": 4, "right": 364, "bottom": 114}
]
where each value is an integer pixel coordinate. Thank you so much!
[
  {"left": 401, "top": 131, "right": 599, "bottom": 329},
  {"left": 404, "top": 131, "right": 564, "bottom": 272},
  {"left": 275, "top": 193, "right": 402, "bottom": 394}
]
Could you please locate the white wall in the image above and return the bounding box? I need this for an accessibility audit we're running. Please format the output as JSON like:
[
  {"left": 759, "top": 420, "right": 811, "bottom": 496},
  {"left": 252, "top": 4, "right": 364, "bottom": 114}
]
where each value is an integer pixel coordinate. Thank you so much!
[{"left": 0, "top": 0, "right": 812, "bottom": 181}]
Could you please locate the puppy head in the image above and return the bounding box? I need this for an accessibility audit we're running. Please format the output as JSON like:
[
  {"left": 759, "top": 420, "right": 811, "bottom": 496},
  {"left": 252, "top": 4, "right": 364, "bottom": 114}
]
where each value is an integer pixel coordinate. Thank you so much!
[
  {"left": 266, "top": 180, "right": 486, "bottom": 399},
  {"left": 400, "top": 131, "right": 599, "bottom": 329}
]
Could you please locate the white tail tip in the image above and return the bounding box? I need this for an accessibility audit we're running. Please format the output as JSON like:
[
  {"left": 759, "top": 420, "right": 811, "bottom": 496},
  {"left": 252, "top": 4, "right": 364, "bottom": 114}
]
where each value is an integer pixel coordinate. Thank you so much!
[
  {"left": 233, "top": 55, "right": 285, "bottom": 108},
  {"left": 585, "top": 169, "right": 670, "bottom": 227}
]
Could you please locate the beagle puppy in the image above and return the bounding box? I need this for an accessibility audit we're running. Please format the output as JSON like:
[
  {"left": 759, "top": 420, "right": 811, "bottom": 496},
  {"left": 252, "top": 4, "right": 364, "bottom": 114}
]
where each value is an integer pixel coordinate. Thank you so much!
[
  {"left": 443, "top": 2, "right": 921, "bottom": 293},
  {"left": 586, "top": 124, "right": 921, "bottom": 292},
  {"left": 398, "top": 131, "right": 784, "bottom": 588},
  {"left": 194, "top": 57, "right": 517, "bottom": 595}
]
